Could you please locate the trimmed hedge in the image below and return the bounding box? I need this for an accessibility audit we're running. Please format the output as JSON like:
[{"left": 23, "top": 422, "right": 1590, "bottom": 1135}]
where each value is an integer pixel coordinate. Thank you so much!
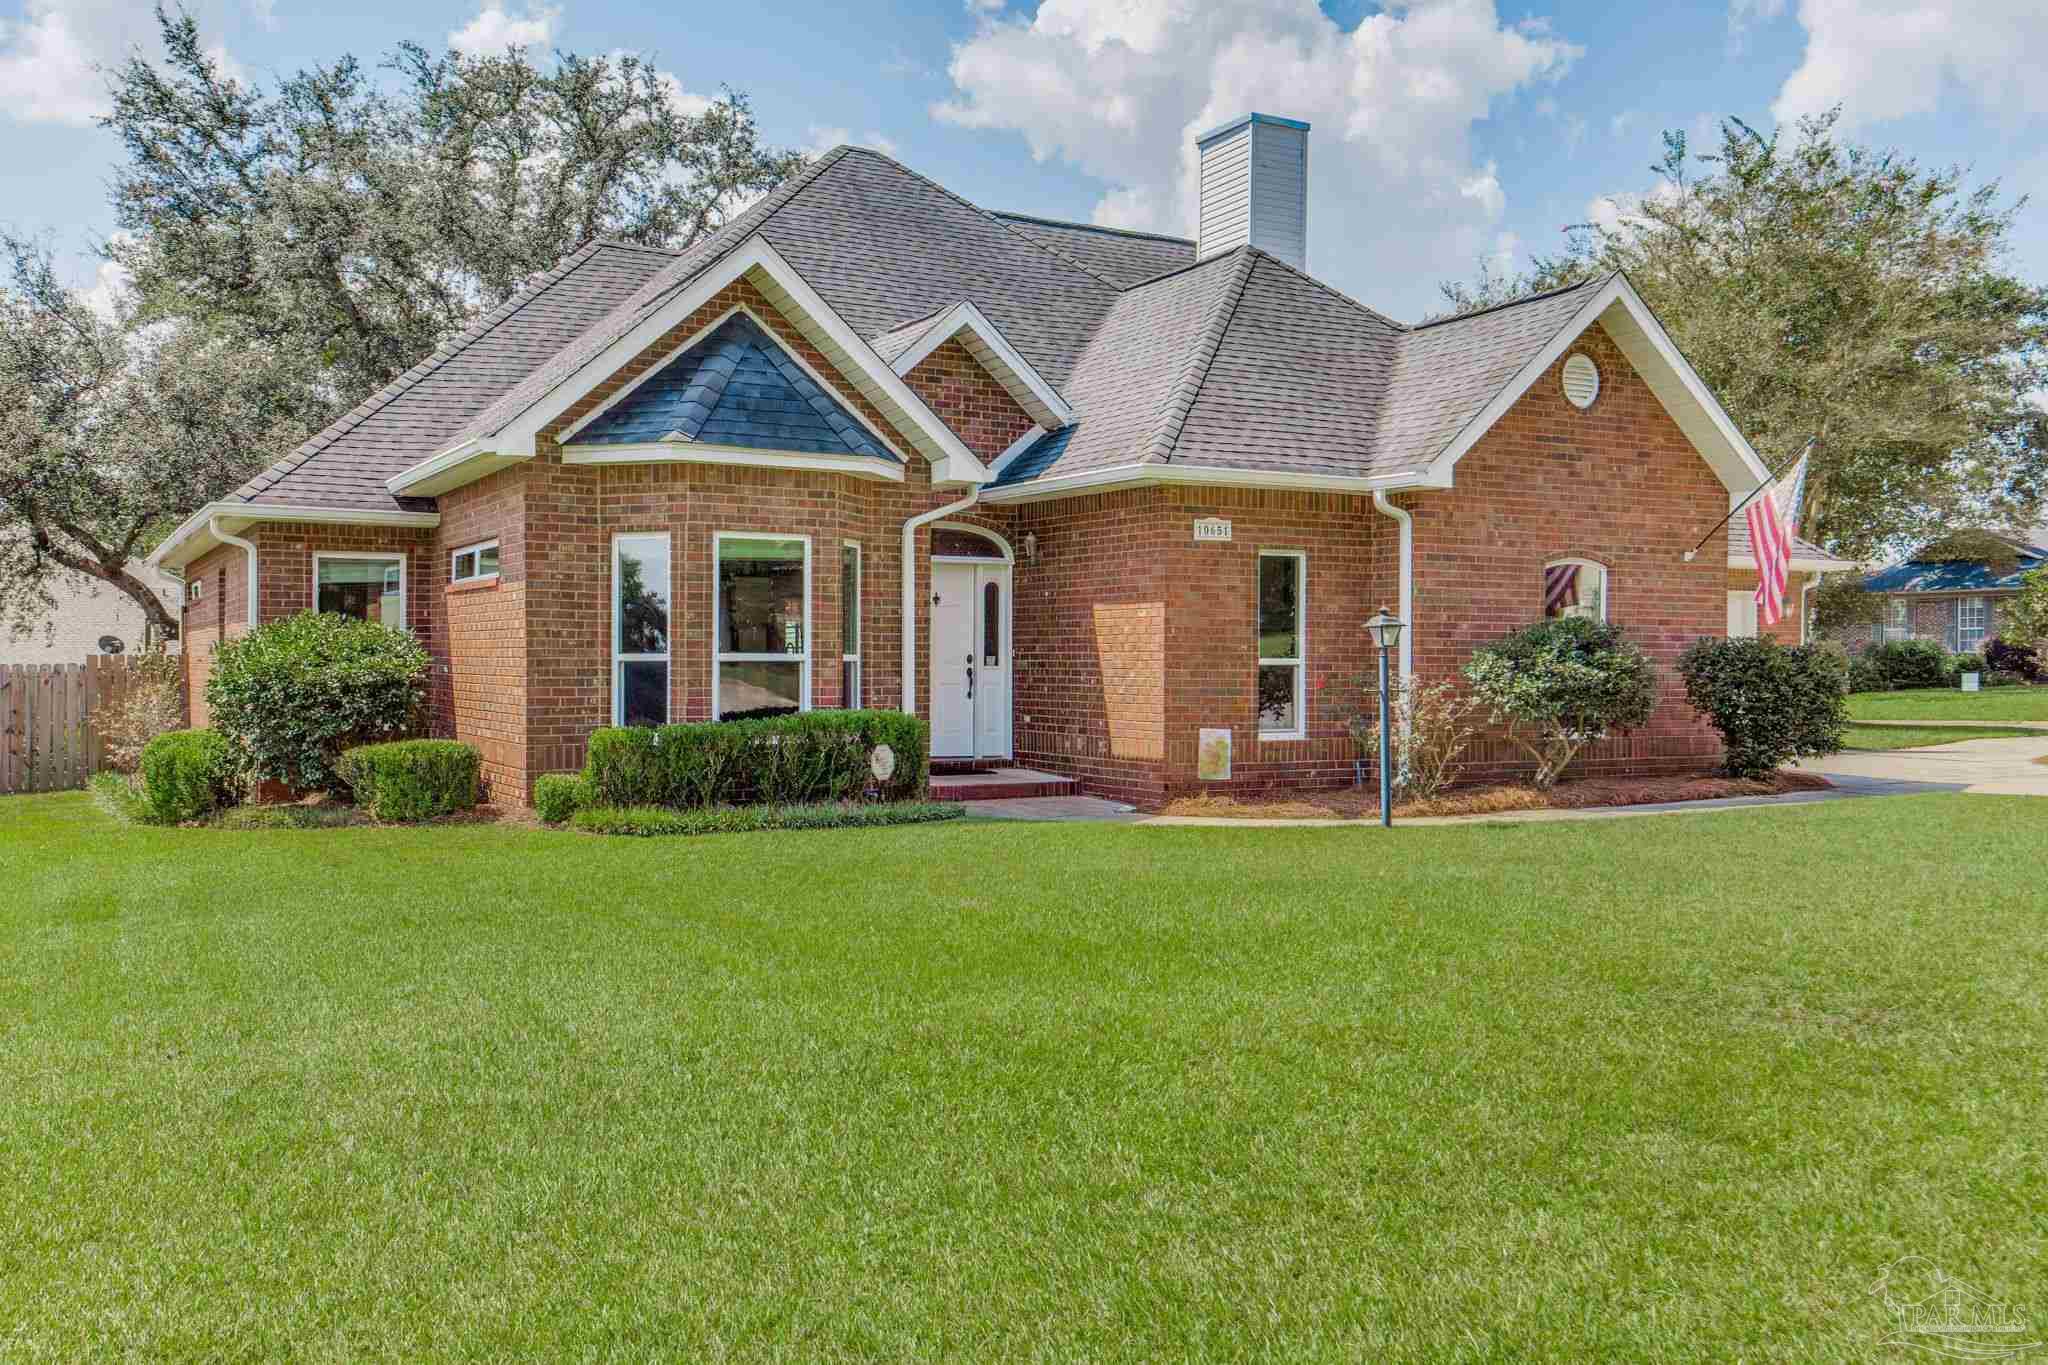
[
  {"left": 1678, "top": 637, "right": 1849, "bottom": 778},
  {"left": 206, "top": 611, "right": 430, "bottom": 793},
  {"left": 336, "top": 740, "right": 480, "bottom": 823},
  {"left": 532, "top": 773, "right": 588, "bottom": 825},
  {"left": 571, "top": 801, "right": 964, "bottom": 837},
  {"left": 139, "top": 729, "right": 234, "bottom": 824},
  {"left": 1862, "top": 639, "right": 1952, "bottom": 691},
  {"left": 583, "top": 710, "right": 929, "bottom": 809}
]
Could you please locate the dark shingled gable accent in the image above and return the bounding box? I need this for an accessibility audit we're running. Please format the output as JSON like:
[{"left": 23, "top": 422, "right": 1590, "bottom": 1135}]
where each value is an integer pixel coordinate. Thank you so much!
[{"left": 568, "top": 312, "right": 896, "bottom": 461}]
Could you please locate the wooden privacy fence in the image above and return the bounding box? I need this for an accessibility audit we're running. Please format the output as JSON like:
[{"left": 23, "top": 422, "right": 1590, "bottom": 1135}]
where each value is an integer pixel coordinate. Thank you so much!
[{"left": 0, "top": 657, "right": 159, "bottom": 795}]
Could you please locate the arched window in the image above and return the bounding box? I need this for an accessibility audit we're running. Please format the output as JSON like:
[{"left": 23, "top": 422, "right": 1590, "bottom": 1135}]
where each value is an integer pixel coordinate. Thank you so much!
[
  {"left": 931, "top": 527, "right": 1006, "bottom": 559},
  {"left": 1542, "top": 559, "right": 1608, "bottom": 622}
]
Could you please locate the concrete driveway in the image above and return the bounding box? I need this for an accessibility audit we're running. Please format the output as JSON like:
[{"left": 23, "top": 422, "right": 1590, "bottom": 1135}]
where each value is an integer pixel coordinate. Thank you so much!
[{"left": 1798, "top": 733, "right": 2048, "bottom": 797}]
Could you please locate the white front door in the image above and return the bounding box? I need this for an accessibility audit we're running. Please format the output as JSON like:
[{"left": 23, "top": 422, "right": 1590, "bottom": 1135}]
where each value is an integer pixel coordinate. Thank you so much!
[
  {"left": 930, "top": 561, "right": 1012, "bottom": 759},
  {"left": 1728, "top": 590, "right": 1759, "bottom": 638}
]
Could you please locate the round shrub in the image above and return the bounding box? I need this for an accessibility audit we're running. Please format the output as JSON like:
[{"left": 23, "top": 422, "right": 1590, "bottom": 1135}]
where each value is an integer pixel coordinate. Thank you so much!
[
  {"left": 1462, "top": 617, "right": 1656, "bottom": 788},
  {"left": 139, "top": 728, "right": 234, "bottom": 824},
  {"left": 1678, "top": 637, "right": 1849, "bottom": 779},
  {"left": 532, "top": 773, "right": 588, "bottom": 824},
  {"left": 336, "top": 740, "right": 480, "bottom": 822},
  {"left": 1863, "top": 639, "right": 1951, "bottom": 690},
  {"left": 1985, "top": 637, "right": 2041, "bottom": 682},
  {"left": 207, "top": 611, "right": 429, "bottom": 793}
]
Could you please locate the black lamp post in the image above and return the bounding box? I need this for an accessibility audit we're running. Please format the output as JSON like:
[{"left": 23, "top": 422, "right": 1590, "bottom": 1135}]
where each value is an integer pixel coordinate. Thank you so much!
[{"left": 1363, "top": 606, "right": 1406, "bottom": 827}]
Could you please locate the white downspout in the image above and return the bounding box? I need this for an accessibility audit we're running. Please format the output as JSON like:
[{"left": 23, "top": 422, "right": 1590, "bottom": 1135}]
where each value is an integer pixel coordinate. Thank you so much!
[
  {"left": 1371, "top": 490, "right": 1413, "bottom": 684},
  {"left": 901, "top": 490, "right": 980, "bottom": 713},
  {"left": 209, "top": 517, "right": 260, "bottom": 632},
  {"left": 1802, "top": 571, "right": 1821, "bottom": 645}
]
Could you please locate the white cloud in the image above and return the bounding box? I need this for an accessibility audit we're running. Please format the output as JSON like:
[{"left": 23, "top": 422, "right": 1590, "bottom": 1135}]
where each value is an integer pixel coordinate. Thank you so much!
[
  {"left": 1769, "top": 0, "right": 2048, "bottom": 130},
  {"left": 933, "top": 0, "right": 1580, "bottom": 318},
  {"left": 448, "top": 0, "right": 559, "bottom": 57},
  {"left": 79, "top": 254, "right": 131, "bottom": 322},
  {"left": 806, "top": 124, "right": 899, "bottom": 157},
  {"left": 0, "top": 0, "right": 245, "bottom": 127}
]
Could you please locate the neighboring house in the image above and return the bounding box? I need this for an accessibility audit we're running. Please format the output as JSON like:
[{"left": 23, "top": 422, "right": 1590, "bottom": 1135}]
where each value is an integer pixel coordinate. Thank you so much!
[
  {"left": 0, "top": 561, "right": 182, "bottom": 667},
  {"left": 150, "top": 116, "right": 1794, "bottom": 807},
  {"left": 1857, "top": 531, "right": 2046, "bottom": 653},
  {"left": 1727, "top": 519, "right": 1853, "bottom": 644}
]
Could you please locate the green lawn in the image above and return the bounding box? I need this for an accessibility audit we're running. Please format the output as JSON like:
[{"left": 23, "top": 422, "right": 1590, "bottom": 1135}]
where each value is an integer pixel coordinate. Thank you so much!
[
  {"left": 1848, "top": 686, "right": 2048, "bottom": 722},
  {"left": 3, "top": 792, "right": 2045, "bottom": 1361},
  {"left": 1840, "top": 722, "right": 2044, "bottom": 750}
]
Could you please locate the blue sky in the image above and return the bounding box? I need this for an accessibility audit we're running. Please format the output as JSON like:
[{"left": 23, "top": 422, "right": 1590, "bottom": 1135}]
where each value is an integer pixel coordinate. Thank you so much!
[{"left": 5, "top": 0, "right": 2046, "bottom": 323}]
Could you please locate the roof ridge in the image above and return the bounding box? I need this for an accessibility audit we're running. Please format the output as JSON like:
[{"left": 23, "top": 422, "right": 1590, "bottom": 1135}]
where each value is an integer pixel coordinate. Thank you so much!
[
  {"left": 1113, "top": 248, "right": 1245, "bottom": 295},
  {"left": 1411, "top": 271, "right": 1613, "bottom": 331},
  {"left": 1147, "top": 247, "right": 1257, "bottom": 465},
  {"left": 991, "top": 211, "right": 1196, "bottom": 247},
  {"left": 1242, "top": 247, "right": 1408, "bottom": 333},
  {"left": 834, "top": 146, "right": 1124, "bottom": 293},
  {"left": 234, "top": 236, "right": 617, "bottom": 504}
]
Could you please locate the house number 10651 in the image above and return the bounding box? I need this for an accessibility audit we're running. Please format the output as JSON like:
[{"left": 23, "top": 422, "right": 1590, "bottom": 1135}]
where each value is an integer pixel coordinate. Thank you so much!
[{"left": 1193, "top": 519, "right": 1233, "bottom": 543}]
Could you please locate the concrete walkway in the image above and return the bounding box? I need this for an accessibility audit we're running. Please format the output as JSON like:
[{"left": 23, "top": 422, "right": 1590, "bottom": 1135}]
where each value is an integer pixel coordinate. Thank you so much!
[
  {"left": 1798, "top": 732, "right": 2048, "bottom": 797},
  {"left": 1850, "top": 717, "right": 2048, "bottom": 731}
]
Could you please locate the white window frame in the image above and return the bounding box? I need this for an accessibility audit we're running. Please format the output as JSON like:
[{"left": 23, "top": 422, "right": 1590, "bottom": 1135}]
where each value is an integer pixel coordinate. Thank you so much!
[
  {"left": 1957, "top": 596, "right": 1988, "bottom": 653},
  {"left": 450, "top": 538, "right": 501, "bottom": 585},
  {"left": 713, "top": 531, "right": 812, "bottom": 721},
  {"left": 1882, "top": 596, "right": 1910, "bottom": 643},
  {"left": 312, "top": 552, "right": 407, "bottom": 631},
  {"left": 1256, "top": 549, "right": 1307, "bottom": 741},
  {"left": 611, "top": 532, "right": 672, "bottom": 727},
  {"left": 841, "top": 540, "right": 861, "bottom": 709},
  {"left": 1543, "top": 557, "right": 1609, "bottom": 623},
  {"left": 186, "top": 579, "right": 203, "bottom": 602}
]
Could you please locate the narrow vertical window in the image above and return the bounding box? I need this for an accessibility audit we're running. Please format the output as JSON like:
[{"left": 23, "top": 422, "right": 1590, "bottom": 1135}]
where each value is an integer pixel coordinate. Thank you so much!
[
  {"left": 982, "top": 580, "right": 1001, "bottom": 667},
  {"left": 1958, "top": 597, "right": 1987, "bottom": 653},
  {"left": 715, "top": 535, "right": 809, "bottom": 721},
  {"left": 612, "top": 533, "right": 671, "bottom": 727},
  {"left": 1257, "top": 551, "right": 1305, "bottom": 739},
  {"left": 841, "top": 542, "right": 861, "bottom": 708}
]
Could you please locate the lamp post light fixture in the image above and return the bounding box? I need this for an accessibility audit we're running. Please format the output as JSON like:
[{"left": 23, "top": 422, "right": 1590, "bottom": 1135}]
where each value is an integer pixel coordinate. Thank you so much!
[{"left": 1363, "top": 606, "right": 1406, "bottom": 827}]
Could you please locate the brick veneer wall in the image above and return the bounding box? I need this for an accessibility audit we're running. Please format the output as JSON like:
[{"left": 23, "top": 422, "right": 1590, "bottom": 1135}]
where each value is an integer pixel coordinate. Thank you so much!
[
  {"left": 436, "top": 470, "right": 528, "bottom": 798},
  {"left": 1393, "top": 322, "right": 1730, "bottom": 781}
]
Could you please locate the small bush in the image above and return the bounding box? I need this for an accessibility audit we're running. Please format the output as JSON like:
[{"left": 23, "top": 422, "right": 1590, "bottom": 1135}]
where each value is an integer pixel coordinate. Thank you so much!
[
  {"left": 1847, "top": 654, "right": 1887, "bottom": 694},
  {"left": 139, "top": 729, "right": 234, "bottom": 824},
  {"left": 100, "top": 651, "right": 186, "bottom": 773},
  {"left": 570, "top": 801, "right": 964, "bottom": 837},
  {"left": 1863, "top": 639, "right": 1952, "bottom": 690},
  {"left": 583, "top": 710, "right": 930, "bottom": 809},
  {"left": 1462, "top": 617, "right": 1657, "bottom": 789},
  {"left": 336, "top": 740, "right": 480, "bottom": 822},
  {"left": 532, "top": 773, "right": 587, "bottom": 824},
  {"left": 207, "top": 611, "right": 430, "bottom": 793},
  {"left": 1346, "top": 677, "right": 1483, "bottom": 801},
  {"left": 1950, "top": 652, "right": 1986, "bottom": 678},
  {"left": 1985, "top": 637, "right": 2042, "bottom": 682},
  {"left": 1678, "top": 637, "right": 1850, "bottom": 778}
]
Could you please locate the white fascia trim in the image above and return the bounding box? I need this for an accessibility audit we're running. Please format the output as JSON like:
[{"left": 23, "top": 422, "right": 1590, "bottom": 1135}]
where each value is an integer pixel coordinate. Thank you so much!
[
  {"left": 562, "top": 442, "right": 905, "bottom": 482},
  {"left": 1420, "top": 274, "right": 1773, "bottom": 496},
  {"left": 554, "top": 301, "right": 907, "bottom": 461},
  {"left": 482, "top": 235, "right": 989, "bottom": 485},
  {"left": 386, "top": 439, "right": 530, "bottom": 498},
  {"left": 986, "top": 424, "right": 1048, "bottom": 482},
  {"left": 147, "top": 501, "right": 442, "bottom": 571},
  {"left": 979, "top": 460, "right": 1442, "bottom": 505},
  {"left": 1731, "top": 553, "right": 1850, "bottom": 573},
  {"left": 887, "top": 300, "right": 1074, "bottom": 428}
]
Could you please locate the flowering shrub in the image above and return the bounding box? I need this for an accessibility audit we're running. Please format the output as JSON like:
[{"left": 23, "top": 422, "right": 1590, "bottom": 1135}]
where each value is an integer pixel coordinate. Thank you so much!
[{"left": 1462, "top": 618, "right": 1656, "bottom": 789}]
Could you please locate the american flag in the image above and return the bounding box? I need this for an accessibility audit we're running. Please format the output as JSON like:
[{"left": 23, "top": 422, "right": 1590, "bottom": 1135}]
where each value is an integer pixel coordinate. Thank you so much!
[{"left": 1746, "top": 450, "right": 1809, "bottom": 628}]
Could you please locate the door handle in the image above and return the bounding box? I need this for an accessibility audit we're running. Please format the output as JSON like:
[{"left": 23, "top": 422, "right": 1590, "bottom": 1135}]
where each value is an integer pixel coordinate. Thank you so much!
[{"left": 965, "top": 654, "right": 974, "bottom": 701}]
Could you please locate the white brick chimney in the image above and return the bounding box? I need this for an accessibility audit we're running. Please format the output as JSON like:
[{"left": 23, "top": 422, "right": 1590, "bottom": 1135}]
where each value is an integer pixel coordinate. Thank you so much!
[{"left": 1195, "top": 113, "right": 1310, "bottom": 270}]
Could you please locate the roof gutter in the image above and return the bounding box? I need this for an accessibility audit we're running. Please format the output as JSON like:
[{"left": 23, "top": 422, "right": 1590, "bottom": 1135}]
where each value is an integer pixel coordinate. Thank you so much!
[
  {"left": 148, "top": 501, "right": 443, "bottom": 572},
  {"left": 901, "top": 489, "right": 980, "bottom": 713},
  {"left": 209, "top": 517, "right": 261, "bottom": 632}
]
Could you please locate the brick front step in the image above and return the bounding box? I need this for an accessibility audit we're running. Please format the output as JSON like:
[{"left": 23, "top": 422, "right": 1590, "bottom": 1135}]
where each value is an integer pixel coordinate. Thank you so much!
[{"left": 929, "top": 766, "right": 1079, "bottom": 802}]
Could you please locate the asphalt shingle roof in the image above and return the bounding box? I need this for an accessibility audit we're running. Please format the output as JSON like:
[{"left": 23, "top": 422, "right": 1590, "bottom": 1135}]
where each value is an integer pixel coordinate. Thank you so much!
[
  {"left": 216, "top": 144, "right": 1745, "bottom": 524},
  {"left": 568, "top": 312, "right": 894, "bottom": 460},
  {"left": 1727, "top": 517, "right": 1849, "bottom": 568}
]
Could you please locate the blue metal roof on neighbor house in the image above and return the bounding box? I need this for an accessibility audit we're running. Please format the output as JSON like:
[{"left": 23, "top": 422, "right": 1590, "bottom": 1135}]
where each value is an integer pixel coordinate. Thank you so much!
[
  {"left": 1864, "top": 544, "right": 2045, "bottom": 593},
  {"left": 568, "top": 312, "right": 896, "bottom": 460}
]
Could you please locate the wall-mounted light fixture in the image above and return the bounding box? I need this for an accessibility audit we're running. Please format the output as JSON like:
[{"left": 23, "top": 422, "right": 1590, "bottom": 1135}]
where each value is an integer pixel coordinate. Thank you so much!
[{"left": 1022, "top": 531, "right": 1038, "bottom": 565}]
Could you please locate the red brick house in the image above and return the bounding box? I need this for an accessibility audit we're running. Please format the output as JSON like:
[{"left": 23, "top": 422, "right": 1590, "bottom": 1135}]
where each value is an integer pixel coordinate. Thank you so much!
[{"left": 152, "top": 116, "right": 1797, "bottom": 808}]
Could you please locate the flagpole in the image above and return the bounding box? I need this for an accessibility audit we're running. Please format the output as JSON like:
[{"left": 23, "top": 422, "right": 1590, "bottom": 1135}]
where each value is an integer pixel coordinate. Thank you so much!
[{"left": 1681, "top": 436, "right": 1818, "bottom": 563}]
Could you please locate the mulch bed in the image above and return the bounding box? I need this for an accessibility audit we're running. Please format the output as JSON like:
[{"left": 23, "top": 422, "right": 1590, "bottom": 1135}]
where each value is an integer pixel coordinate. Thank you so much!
[{"left": 1161, "top": 770, "right": 1834, "bottom": 821}]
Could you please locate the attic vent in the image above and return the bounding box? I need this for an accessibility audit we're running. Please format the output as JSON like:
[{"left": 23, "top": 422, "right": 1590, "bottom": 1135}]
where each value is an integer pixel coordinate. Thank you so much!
[{"left": 1561, "top": 353, "right": 1600, "bottom": 409}]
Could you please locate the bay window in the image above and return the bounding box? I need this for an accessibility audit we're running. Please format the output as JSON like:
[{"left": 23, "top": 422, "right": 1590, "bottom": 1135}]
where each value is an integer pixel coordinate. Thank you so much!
[
  {"left": 315, "top": 554, "right": 405, "bottom": 627},
  {"left": 716, "top": 534, "right": 809, "bottom": 721},
  {"left": 612, "top": 533, "right": 671, "bottom": 727},
  {"left": 1257, "top": 550, "right": 1305, "bottom": 739}
]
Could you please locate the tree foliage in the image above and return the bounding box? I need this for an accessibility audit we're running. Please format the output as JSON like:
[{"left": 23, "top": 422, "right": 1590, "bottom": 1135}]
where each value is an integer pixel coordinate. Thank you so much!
[
  {"left": 1461, "top": 617, "right": 1657, "bottom": 789},
  {"left": 1438, "top": 109, "right": 2048, "bottom": 558},
  {"left": 2001, "top": 568, "right": 2048, "bottom": 649},
  {"left": 107, "top": 6, "right": 805, "bottom": 407}
]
